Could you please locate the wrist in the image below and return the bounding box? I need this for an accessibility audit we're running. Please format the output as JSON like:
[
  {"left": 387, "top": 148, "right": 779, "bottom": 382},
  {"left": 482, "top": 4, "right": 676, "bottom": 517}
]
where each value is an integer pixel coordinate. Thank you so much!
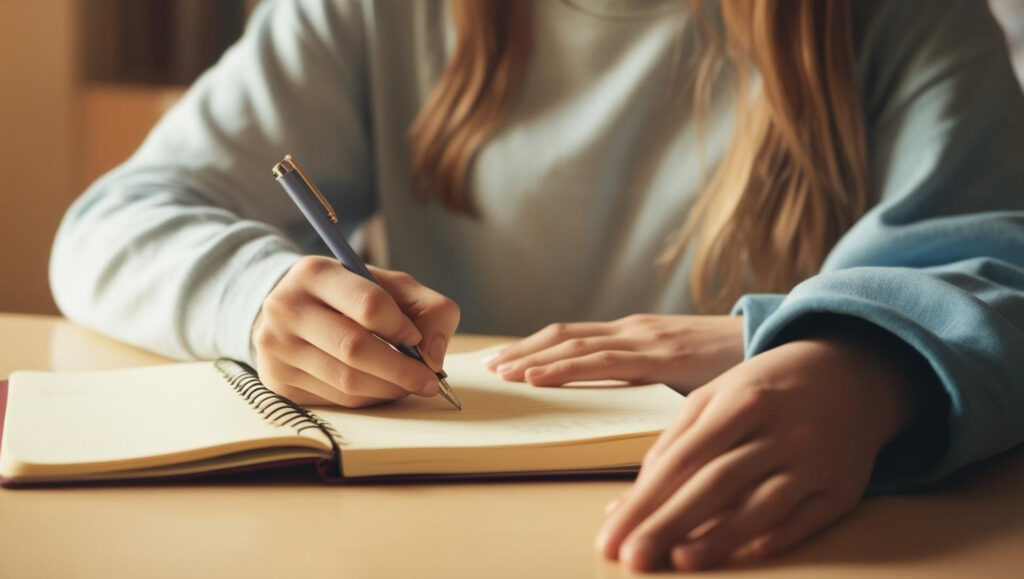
[
  {"left": 772, "top": 314, "right": 921, "bottom": 450},
  {"left": 763, "top": 313, "right": 949, "bottom": 486},
  {"left": 814, "top": 321, "right": 922, "bottom": 448}
]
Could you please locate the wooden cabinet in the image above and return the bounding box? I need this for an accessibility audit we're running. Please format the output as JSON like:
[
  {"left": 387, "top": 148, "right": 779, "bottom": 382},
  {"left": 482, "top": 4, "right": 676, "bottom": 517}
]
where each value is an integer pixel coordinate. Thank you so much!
[
  {"left": 0, "top": 1, "right": 249, "bottom": 314},
  {"left": 76, "top": 84, "right": 185, "bottom": 191}
]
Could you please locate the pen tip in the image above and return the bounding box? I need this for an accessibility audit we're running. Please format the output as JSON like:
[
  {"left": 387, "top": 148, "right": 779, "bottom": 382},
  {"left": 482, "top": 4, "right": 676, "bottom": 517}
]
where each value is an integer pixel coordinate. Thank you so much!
[{"left": 438, "top": 378, "right": 462, "bottom": 410}]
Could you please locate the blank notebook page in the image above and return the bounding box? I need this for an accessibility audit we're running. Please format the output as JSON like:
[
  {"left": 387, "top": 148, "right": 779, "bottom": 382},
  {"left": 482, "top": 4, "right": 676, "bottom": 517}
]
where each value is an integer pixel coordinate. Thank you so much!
[
  {"left": 0, "top": 363, "right": 329, "bottom": 478},
  {"left": 314, "top": 349, "right": 685, "bottom": 451}
]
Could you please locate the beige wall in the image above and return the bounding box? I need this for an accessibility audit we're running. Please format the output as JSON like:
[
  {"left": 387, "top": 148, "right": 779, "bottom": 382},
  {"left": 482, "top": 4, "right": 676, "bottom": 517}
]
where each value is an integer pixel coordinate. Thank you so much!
[
  {"left": 0, "top": 2, "right": 181, "bottom": 315},
  {"left": 77, "top": 85, "right": 183, "bottom": 191},
  {"left": 0, "top": 0, "right": 77, "bottom": 314}
]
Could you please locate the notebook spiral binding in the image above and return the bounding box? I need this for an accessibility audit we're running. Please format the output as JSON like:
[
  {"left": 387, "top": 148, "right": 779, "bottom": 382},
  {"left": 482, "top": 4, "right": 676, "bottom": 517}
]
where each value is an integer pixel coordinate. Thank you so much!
[{"left": 214, "top": 359, "right": 345, "bottom": 452}]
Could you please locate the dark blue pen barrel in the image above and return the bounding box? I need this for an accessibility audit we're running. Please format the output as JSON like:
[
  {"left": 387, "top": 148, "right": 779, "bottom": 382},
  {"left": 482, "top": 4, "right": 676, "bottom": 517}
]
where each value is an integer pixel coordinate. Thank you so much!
[
  {"left": 277, "top": 169, "right": 444, "bottom": 380},
  {"left": 276, "top": 172, "right": 376, "bottom": 281},
  {"left": 397, "top": 343, "right": 425, "bottom": 362}
]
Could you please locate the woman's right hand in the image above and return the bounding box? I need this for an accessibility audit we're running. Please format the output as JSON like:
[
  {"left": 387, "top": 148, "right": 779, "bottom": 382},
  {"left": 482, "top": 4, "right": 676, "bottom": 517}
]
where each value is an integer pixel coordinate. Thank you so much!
[{"left": 252, "top": 256, "right": 460, "bottom": 408}]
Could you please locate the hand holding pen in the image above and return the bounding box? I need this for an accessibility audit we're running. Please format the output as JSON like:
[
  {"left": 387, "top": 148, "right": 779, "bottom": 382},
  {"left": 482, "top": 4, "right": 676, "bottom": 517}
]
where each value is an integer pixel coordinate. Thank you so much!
[{"left": 251, "top": 155, "right": 462, "bottom": 410}]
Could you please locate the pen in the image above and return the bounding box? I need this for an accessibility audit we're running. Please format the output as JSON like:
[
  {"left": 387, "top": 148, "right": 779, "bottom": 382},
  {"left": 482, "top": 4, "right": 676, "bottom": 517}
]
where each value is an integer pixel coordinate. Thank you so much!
[{"left": 272, "top": 154, "right": 462, "bottom": 410}]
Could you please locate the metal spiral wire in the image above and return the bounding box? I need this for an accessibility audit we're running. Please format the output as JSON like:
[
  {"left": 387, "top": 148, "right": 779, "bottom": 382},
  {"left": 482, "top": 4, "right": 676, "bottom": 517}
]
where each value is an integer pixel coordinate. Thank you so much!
[{"left": 214, "top": 358, "right": 345, "bottom": 447}]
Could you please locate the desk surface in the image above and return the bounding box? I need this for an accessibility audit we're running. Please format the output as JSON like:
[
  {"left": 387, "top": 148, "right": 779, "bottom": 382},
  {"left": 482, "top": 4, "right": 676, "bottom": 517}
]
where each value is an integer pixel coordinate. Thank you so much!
[{"left": 0, "top": 313, "right": 1022, "bottom": 578}]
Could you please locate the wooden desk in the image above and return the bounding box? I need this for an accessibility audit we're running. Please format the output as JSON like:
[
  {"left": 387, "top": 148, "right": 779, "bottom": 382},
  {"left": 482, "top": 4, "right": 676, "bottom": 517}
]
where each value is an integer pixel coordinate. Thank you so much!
[{"left": 1, "top": 313, "right": 1022, "bottom": 578}]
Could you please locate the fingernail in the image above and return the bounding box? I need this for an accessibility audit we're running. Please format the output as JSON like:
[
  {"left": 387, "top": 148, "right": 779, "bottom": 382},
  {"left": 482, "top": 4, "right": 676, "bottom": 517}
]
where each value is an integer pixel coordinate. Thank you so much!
[
  {"left": 427, "top": 335, "right": 447, "bottom": 367},
  {"left": 620, "top": 541, "right": 649, "bottom": 570},
  {"left": 421, "top": 379, "right": 439, "bottom": 397},
  {"left": 604, "top": 497, "right": 623, "bottom": 514},
  {"left": 594, "top": 530, "right": 612, "bottom": 555},
  {"left": 634, "top": 542, "right": 662, "bottom": 572},
  {"left": 671, "top": 546, "right": 701, "bottom": 571},
  {"left": 481, "top": 350, "right": 503, "bottom": 367}
]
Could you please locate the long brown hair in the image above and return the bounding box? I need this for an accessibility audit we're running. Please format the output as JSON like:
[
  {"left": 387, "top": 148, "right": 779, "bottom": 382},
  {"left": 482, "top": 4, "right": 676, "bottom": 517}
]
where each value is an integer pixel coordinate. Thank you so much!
[{"left": 411, "top": 0, "right": 871, "bottom": 313}]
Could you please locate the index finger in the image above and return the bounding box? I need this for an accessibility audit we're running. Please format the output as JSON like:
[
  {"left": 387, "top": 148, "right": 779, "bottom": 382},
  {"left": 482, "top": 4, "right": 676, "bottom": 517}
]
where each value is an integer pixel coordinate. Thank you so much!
[
  {"left": 597, "top": 385, "right": 764, "bottom": 561},
  {"left": 297, "top": 258, "right": 423, "bottom": 346},
  {"left": 486, "top": 322, "right": 613, "bottom": 371},
  {"left": 373, "top": 269, "right": 461, "bottom": 368}
]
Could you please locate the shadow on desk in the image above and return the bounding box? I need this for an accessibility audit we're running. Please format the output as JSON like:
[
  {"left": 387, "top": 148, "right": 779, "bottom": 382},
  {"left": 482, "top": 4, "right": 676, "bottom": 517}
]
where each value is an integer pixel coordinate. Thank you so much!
[{"left": 757, "top": 444, "right": 1024, "bottom": 570}]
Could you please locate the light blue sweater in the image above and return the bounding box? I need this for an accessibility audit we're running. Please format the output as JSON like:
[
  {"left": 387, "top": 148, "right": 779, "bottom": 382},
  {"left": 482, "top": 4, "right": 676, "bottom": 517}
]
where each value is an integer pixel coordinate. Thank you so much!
[{"left": 51, "top": 0, "right": 1024, "bottom": 490}]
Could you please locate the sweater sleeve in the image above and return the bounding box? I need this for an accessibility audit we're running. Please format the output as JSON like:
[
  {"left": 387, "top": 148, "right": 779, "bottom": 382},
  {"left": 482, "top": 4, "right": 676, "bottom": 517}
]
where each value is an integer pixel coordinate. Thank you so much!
[
  {"left": 732, "top": 0, "right": 1024, "bottom": 490},
  {"left": 50, "top": 0, "right": 376, "bottom": 365}
]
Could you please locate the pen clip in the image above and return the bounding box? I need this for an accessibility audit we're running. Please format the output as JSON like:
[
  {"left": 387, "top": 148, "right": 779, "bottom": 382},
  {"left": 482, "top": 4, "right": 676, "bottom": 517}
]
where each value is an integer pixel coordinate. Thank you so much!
[{"left": 272, "top": 154, "right": 338, "bottom": 224}]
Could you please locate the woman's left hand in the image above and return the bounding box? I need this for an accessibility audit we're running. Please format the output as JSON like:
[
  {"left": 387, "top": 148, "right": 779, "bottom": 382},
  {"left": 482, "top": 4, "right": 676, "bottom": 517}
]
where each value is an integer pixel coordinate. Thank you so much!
[
  {"left": 486, "top": 314, "right": 745, "bottom": 391},
  {"left": 596, "top": 330, "right": 920, "bottom": 571}
]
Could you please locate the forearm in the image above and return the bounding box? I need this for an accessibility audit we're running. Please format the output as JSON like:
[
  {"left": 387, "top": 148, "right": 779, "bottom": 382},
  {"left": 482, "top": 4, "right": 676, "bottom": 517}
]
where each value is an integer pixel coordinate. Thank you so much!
[
  {"left": 51, "top": 182, "right": 302, "bottom": 363},
  {"left": 766, "top": 313, "right": 949, "bottom": 482}
]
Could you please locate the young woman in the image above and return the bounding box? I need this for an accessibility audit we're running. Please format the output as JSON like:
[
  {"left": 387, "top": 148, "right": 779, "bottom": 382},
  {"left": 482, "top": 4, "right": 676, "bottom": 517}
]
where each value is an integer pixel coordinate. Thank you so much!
[{"left": 51, "top": 0, "right": 1024, "bottom": 571}]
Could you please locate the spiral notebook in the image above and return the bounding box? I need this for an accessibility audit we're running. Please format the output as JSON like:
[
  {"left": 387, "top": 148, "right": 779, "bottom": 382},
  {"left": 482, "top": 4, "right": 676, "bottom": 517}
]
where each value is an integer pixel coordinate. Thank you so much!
[{"left": 0, "top": 349, "right": 684, "bottom": 486}]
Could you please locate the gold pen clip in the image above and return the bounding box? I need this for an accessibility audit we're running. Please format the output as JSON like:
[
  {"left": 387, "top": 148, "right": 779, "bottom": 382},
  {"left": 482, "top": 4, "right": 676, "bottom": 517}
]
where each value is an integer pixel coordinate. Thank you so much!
[{"left": 272, "top": 154, "right": 338, "bottom": 224}]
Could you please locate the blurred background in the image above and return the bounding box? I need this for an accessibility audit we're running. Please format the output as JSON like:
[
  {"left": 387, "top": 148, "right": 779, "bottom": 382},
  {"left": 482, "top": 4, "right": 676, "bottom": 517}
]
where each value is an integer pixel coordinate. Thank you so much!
[
  {"left": 0, "top": 0, "right": 257, "bottom": 316},
  {"left": 1, "top": 0, "right": 1022, "bottom": 316}
]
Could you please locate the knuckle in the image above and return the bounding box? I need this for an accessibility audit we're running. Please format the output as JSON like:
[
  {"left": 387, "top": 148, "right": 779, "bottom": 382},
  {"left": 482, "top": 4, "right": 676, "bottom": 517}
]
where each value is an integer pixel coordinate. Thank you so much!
[
  {"left": 663, "top": 342, "right": 694, "bottom": 360},
  {"left": 390, "top": 270, "right": 416, "bottom": 286},
  {"left": 261, "top": 293, "right": 296, "bottom": 320},
  {"left": 354, "top": 288, "right": 391, "bottom": 323},
  {"left": 566, "top": 337, "right": 589, "bottom": 354},
  {"left": 648, "top": 328, "right": 674, "bottom": 343},
  {"left": 438, "top": 296, "right": 461, "bottom": 320},
  {"left": 333, "top": 365, "right": 356, "bottom": 391},
  {"left": 543, "top": 322, "right": 570, "bottom": 340},
  {"left": 548, "top": 359, "right": 576, "bottom": 376},
  {"left": 252, "top": 323, "right": 276, "bottom": 351},
  {"left": 701, "top": 460, "right": 736, "bottom": 491},
  {"left": 595, "top": 351, "right": 619, "bottom": 366},
  {"left": 292, "top": 256, "right": 332, "bottom": 279},
  {"left": 733, "top": 380, "right": 775, "bottom": 416},
  {"left": 623, "top": 313, "right": 654, "bottom": 327},
  {"left": 336, "top": 331, "right": 369, "bottom": 361}
]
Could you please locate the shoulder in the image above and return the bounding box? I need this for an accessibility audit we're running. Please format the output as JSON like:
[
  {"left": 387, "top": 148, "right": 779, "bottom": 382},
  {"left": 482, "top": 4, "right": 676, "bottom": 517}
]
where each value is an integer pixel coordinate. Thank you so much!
[{"left": 854, "top": 0, "right": 1010, "bottom": 123}]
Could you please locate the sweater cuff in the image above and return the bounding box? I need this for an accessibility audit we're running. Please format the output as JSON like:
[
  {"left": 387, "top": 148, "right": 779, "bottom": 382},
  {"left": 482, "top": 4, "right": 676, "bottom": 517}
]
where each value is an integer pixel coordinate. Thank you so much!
[
  {"left": 218, "top": 245, "right": 302, "bottom": 367},
  {"left": 731, "top": 294, "right": 787, "bottom": 359}
]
